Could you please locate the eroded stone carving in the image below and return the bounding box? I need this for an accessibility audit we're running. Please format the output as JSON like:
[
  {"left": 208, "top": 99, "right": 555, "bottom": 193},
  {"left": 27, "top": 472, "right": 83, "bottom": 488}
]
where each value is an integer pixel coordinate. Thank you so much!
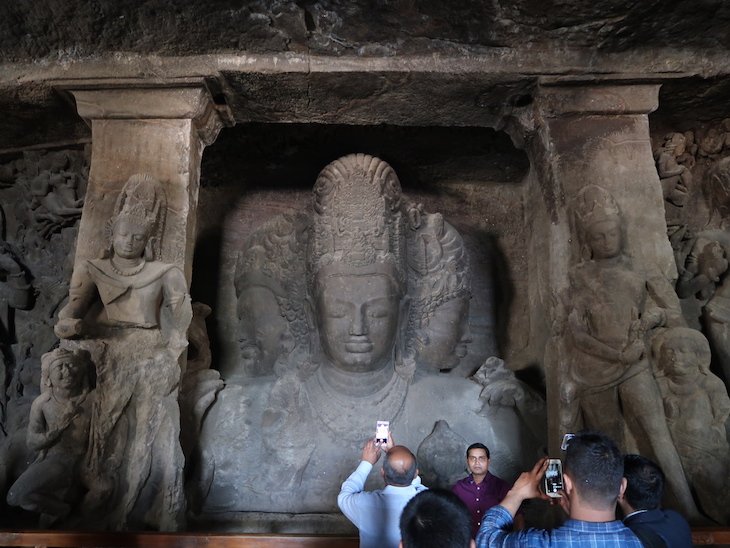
[
  {"left": 652, "top": 328, "right": 730, "bottom": 524},
  {"left": 562, "top": 184, "right": 699, "bottom": 518},
  {"left": 6, "top": 348, "right": 94, "bottom": 527},
  {"left": 404, "top": 205, "right": 471, "bottom": 372},
  {"left": 198, "top": 154, "right": 543, "bottom": 514},
  {"left": 53, "top": 174, "right": 192, "bottom": 530}
]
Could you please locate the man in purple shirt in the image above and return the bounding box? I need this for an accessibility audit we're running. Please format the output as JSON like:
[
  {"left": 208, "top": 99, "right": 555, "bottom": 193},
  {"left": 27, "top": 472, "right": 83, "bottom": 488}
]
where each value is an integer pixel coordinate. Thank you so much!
[{"left": 452, "top": 443, "right": 519, "bottom": 537}]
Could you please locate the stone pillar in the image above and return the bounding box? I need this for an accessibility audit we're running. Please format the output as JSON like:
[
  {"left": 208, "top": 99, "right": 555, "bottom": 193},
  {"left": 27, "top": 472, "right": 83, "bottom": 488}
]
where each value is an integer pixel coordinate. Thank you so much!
[
  {"left": 50, "top": 79, "right": 231, "bottom": 530},
  {"left": 514, "top": 82, "right": 675, "bottom": 450},
  {"left": 57, "top": 79, "right": 230, "bottom": 282}
]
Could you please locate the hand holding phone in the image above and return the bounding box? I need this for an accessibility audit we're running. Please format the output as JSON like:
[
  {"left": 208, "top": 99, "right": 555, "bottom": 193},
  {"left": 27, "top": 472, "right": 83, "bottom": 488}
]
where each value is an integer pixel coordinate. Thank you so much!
[
  {"left": 543, "top": 458, "right": 564, "bottom": 498},
  {"left": 375, "top": 421, "right": 389, "bottom": 446}
]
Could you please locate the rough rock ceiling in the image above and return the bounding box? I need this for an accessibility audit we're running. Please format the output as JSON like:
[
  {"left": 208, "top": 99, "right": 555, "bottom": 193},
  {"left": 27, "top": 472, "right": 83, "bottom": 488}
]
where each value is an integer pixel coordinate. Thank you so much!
[
  {"left": 2, "top": 0, "right": 729, "bottom": 61},
  {"left": 1, "top": 1, "right": 730, "bottom": 153}
]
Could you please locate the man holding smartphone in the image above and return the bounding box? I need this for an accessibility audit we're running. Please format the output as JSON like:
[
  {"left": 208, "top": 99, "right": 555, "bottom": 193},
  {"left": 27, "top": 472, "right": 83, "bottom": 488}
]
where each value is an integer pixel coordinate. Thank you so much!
[
  {"left": 475, "top": 431, "right": 642, "bottom": 547},
  {"left": 338, "top": 434, "right": 427, "bottom": 548}
]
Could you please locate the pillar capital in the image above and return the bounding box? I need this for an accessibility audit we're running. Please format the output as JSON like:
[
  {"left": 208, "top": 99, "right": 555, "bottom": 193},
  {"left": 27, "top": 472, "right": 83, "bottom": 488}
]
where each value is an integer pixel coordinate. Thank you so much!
[
  {"left": 535, "top": 81, "right": 661, "bottom": 117},
  {"left": 55, "top": 77, "right": 233, "bottom": 145}
]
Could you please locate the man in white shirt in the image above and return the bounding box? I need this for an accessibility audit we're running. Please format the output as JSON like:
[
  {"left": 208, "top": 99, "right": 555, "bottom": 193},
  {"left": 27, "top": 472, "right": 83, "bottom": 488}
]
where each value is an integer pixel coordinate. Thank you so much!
[{"left": 338, "top": 437, "right": 427, "bottom": 548}]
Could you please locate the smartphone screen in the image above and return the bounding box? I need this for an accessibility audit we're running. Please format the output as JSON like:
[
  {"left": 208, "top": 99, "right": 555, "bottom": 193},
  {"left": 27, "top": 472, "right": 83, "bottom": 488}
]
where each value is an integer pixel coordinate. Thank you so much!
[
  {"left": 543, "top": 458, "right": 563, "bottom": 498},
  {"left": 375, "top": 421, "right": 389, "bottom": 444}
]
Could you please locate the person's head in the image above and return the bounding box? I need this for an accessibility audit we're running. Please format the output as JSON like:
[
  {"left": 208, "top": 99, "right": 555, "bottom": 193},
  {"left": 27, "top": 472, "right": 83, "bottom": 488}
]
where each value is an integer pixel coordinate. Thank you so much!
[
  {"left": 563, "top": 430, "right": 625, "bottom": 511},
  {"left": 622, "top": 454, "right": 665, "bottom": 512},
  {"left": 466, "top": 443, "right": 490, "bottom": 478},
  {"left": 399, "top": 489, "right": 474, "bottom": 548},
  {"left": 382, "top": 445, "right": 418, "bottom": 487}
]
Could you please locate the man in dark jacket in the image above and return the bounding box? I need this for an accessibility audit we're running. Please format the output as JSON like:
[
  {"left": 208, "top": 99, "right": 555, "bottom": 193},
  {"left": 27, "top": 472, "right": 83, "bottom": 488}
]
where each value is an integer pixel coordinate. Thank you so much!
[{"left": 618, "top": 454, "right": 693, "bottom": 548}]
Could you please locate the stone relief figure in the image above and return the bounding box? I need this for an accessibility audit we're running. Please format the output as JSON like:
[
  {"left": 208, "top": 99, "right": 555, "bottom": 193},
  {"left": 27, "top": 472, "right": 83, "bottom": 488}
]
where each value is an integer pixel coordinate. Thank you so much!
[
  {"left": 675, "top": 157, "right": 730, "bottom": 385},
  {"left": 29, "top": 170, "right": 84, "bottom": 239},
  {"left": 404, "top": 205, "right": 471, "bottom": 373},
  {"left": 6, "top": 348, "right": 94, "bottom": 528},
  {"left": 656, "top": 132, "right": 693, "bottom": 210},
  {"left": 0, "top": 237, "right": 33, "bottom": 429},
  {"left": 197, "top": 154, "right": 543, "bottom": 514},
  {"left": 652, "top": 328, "right": 730, "bottom": 524},
  {"left": 655, "top": 132, "right": 697, "bottom": 278},
  {"left": 563, "top": 184, "right": 700, "bottom": 519},
  {"left": 53, "top": 174, "right": 192, "bottom": 530},
  {"left": 233, "top": 212, "right": 309, "bottom": 378}
]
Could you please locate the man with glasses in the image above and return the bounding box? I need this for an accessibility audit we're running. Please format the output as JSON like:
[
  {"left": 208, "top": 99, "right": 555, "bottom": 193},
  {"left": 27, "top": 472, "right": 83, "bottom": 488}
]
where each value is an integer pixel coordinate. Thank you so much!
[{"left": 453, "top": 443, "right": 521, "bottom": 538}]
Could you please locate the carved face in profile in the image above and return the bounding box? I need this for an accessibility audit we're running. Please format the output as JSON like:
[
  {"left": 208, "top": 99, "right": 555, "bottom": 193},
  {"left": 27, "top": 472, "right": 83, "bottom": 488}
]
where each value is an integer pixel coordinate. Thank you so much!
[
  {"left": 416, "top": 296, "right": 470, "bottom": 371},
  {"left": 586, "top": 218, "right": 622, "bottom": 260},
  {"left": 237, "top": 285, "right": 290, "bottom": 376},
  {"left": 112, "top": 218, "right": 149, "bottom": 260},
  {"left": 314, "top": 269, "right": 400, "bottom": 373}
]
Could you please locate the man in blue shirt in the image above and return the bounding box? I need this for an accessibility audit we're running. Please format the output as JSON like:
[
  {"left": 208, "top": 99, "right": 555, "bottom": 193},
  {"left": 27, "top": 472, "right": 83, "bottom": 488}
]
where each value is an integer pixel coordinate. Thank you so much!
[
  {"left": 338, "top": 437, "right": 426, "bottom": 548},
  {"left": 476, "top": 431, "right": 642, "bottom": 547},
  {"left": 619, "top": 454, "right": 693, "bottom": 548}
]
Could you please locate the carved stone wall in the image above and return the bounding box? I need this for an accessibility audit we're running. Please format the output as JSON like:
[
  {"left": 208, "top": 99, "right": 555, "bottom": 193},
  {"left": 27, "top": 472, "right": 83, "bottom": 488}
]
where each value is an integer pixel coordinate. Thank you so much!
[{"left": 0, "top": 76, "right": 728, "bottom": 532}]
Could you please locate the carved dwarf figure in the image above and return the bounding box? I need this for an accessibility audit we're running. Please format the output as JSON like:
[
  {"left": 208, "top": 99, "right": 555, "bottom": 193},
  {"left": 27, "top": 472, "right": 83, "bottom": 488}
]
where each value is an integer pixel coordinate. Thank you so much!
[
  {"left": 6, "top": 348, "right": 93, "bottom": 527},
  {"left": 652, "top": 328, "right": 730, "bottom": 524},
  {"left": 54, "top": 174, "right": 191, "bottom": 530},
  {"left": 564, "top": 184, "right": 699, "bottom": 519}
]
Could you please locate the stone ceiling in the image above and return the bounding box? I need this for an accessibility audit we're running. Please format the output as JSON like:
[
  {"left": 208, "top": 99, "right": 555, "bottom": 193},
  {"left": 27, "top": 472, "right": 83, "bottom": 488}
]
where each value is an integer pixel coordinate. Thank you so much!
[{"left": 1, "top": 1, "right": 730, "bottom": 152}]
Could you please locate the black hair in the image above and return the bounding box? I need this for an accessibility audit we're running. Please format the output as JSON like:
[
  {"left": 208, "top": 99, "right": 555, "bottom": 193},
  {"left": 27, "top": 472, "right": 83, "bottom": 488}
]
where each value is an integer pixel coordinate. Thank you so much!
[
  {"left": 383, "top": 449, "right": 418, "bottom": 486},
  {"left": 563, "top": 430, "right": 623, "bottom": 510},
  {"left": 623, "top": 454, "right": 665, "bottom": 511},
  {"left": 466, "top": 442, "right": 490, "bottom": 459},
  {"left": 400, "top": 489, "right": 472, "bottom": 548}
]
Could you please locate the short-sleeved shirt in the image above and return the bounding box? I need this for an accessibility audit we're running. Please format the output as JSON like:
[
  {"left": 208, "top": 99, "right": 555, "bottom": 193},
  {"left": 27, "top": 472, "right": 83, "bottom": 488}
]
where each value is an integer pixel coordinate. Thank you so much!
[{"left": 452, "top": 472, "right": 512, "bottom": 537}]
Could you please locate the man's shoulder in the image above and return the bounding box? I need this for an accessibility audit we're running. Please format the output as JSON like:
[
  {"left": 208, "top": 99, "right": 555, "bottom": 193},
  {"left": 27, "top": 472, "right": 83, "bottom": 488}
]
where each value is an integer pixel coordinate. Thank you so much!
[{"left": 453, "top": 475, "right": 471, "bottom": 487}]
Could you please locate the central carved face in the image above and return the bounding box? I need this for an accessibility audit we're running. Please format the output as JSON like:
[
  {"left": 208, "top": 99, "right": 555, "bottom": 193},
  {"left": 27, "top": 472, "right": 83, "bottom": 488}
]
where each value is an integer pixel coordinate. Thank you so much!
[
  {"left": 586, "top": 218, "right": 622, "bottom": 260},
  {"left": 113, "top": 218, "right": 148, "bottom": 260},
  {"left": 315, "top": 272, "right": 400, "bottom": 373}
]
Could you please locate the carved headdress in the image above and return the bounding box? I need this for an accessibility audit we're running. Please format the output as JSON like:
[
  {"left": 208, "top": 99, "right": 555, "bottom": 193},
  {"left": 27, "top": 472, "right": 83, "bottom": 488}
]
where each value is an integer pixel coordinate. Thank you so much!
[
  {"left": 406, "top": 207, "right": 471, "bottom": 328},
  {"left": 307, "top": 154, "right": 406, "bottom": 292},
  {"left": 40, "top": 347, "right": 93, "bottom": 393},
  {"left": 107, "top": 174, "right": 167, "bottom": 260}
]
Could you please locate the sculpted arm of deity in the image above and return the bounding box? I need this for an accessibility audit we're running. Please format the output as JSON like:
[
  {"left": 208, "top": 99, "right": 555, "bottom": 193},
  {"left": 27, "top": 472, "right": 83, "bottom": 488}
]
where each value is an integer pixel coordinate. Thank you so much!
[
  {"left": 55, "top": 267, "right": 98, "bottom": 339},
  {"left": 159, "top": 266, "right": 193, "bottom": 354},
  {"left": 567, "top": 305, "right": 644, "bottom": 365}
]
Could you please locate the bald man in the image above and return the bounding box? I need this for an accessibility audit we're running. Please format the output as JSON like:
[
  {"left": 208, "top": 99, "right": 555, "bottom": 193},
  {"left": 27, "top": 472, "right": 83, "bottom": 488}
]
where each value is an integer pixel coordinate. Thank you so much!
[{"left": 338, "top": 437, "right": 427, "bottom": 548}]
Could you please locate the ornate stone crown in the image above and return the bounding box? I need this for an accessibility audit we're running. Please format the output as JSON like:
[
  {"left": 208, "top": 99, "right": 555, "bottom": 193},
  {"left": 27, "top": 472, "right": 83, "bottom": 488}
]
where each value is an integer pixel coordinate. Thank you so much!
[
  {"left": 572, "top": 184, "right": 621, "bottom": 232},
  {"left": 106, "top": 174, "right": 167, "bottom": 260},
  {"left": 307, "top": 154, "right": 406, "bottom": 292}
]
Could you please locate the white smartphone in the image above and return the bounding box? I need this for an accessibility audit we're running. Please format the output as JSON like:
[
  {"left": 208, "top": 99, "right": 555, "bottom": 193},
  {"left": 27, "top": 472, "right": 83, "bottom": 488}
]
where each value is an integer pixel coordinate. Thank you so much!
[
  {"left": 375, "top": 421, "right": 389, "bottom": 445},
  {"left": 543, "top": 458, "right": 564, "bottom": 498}
]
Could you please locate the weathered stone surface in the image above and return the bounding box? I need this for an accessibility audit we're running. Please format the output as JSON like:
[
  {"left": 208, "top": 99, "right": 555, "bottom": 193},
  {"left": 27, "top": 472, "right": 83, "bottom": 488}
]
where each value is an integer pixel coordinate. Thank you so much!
[{"left": 193, "top": 153, "right": 543, "bottom": 515}]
